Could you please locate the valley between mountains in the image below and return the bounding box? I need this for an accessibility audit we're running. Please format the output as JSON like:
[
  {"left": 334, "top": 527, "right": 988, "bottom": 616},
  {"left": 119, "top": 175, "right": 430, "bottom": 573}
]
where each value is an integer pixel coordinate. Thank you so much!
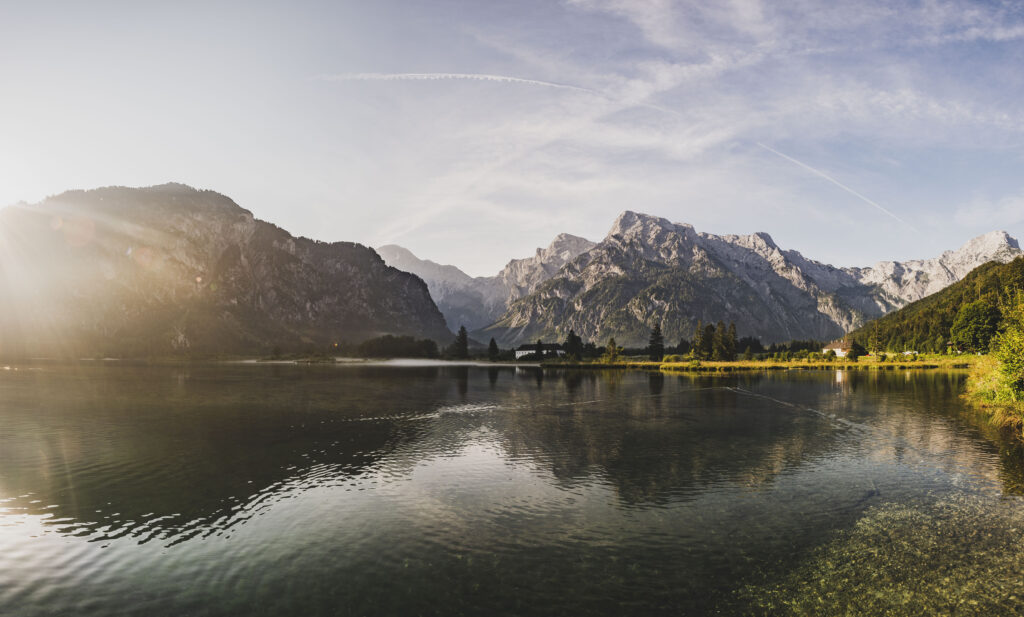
[
  {"left": 0, "top": 183, "right": 1018, "bottom": 357},
  {"left": 381, "top": 211, "right": 1022, "bottom": 347}
]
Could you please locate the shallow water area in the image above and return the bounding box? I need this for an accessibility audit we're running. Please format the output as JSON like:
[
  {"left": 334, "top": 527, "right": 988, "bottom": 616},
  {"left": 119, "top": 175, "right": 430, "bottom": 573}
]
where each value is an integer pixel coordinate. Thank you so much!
[{"left": 1, "top": 364, "right": 1023, "bottom": 616}]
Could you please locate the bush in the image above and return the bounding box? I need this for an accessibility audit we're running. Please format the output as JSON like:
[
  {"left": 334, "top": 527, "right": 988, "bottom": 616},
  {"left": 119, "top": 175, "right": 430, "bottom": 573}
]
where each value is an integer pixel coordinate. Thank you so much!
[{"left": 994, "top": 327, "right": 1024, "bottom": 401}]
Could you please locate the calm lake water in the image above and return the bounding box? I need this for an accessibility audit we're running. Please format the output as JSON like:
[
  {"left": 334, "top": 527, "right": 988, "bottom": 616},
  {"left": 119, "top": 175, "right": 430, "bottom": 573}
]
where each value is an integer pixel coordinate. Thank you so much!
[{"left": 3, "top": 363, "right": 1024, "bottom": 616}]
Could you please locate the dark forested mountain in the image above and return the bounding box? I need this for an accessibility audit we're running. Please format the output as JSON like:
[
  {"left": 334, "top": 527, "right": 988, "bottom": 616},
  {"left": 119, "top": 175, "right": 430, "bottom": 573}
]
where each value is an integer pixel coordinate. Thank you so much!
[
  {"left": 378, "top": 233, "right": 596, "bottom": 330},
  {"left": 847, "top": 257, "right": 1024, "bottom": 352},
  {"left": 481, "top": 212, "right": 1022, "bottom": 347},
  {"left": 0, "top": 184, "right": 451, "bottom": 358}
]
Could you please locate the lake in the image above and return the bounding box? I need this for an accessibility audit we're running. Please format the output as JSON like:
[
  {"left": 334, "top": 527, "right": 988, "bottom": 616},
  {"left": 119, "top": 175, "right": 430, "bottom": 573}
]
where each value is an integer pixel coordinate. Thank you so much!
[{"left": 2, "top": 363, "right": 1024, "bottom": 616}]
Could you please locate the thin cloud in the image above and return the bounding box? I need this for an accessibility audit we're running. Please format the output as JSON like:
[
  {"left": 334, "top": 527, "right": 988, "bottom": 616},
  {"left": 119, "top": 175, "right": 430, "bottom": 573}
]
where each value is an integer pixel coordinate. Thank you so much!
[
  {"left": 314, "top": 72, "right": 600, "bottom": 95},
  {"left": 756, "top": 142, "right": 913, "bottom": 228}
]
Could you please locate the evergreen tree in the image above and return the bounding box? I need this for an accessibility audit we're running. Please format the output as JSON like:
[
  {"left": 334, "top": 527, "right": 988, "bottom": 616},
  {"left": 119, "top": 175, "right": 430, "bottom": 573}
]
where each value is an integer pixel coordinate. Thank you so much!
[
  {"left": 847, "top": 339, "right": 867, "bottom": 361},
  {"left": 743, "top": 346, "right": 753, "bottom": 361},
  {"left": 535, "top": 339, "right": 544, "bottom": 359},
  {"left": 950, "top": 299, "right": 1000, "bottom": 353},
  {"left": 703, "top": 323, "right": 716, "bottom": 359},
  {"left": 726, "top": 322, "right": 738, "bottom": 361},
  {"left": 711, "top": 321, "right": 727, "bottom": 361},
  {"left": 675, "top": 338, "right": 691, "bottom": 355},
  {"left": 488, "top": 338, "right": 499, "bottom": 362},
  {"left": 692, "top": 321, "right": 705, "bottom": 359},
  {"left": 647, "top": 324, "right": 665, "bottom": 361},
  {"left": 452, "top": 326, "right": 469, "bottom": 359},
  {"left": 564, "top": 329, "right": 583, "bottom": 360},
  {"left": 602, "top": 337, "right": 622, "bottom": 363}
]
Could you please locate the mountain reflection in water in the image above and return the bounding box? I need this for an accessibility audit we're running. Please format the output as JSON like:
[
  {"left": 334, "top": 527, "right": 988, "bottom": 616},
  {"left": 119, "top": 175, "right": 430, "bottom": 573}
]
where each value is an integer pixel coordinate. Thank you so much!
[{"left": 1, "top": 364, "right": 1023, "bottom": 616}]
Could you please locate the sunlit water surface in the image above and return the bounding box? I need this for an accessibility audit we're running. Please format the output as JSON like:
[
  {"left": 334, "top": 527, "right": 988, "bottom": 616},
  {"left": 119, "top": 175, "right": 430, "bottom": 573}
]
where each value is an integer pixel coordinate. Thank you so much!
[{"left": 3, "top": 364, "right": 1024, "bottom": 616}]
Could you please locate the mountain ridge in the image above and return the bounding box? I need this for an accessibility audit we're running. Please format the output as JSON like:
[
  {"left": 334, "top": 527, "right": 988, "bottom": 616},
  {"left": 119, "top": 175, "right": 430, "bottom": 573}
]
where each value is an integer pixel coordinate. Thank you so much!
[
  {"left": 378, "top": 232, "right": 596, "bottom": 331},
  {"left": 478, "top": 211, "right": 1021, "bottom": 347},
  {"left": 0, "top": 183, "right": 451, "bottom": 358}
]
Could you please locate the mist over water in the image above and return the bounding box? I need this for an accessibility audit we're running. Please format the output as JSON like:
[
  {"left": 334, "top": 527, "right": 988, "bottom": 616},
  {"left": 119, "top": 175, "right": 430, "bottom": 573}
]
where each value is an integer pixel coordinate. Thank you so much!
[{"left": 2, "top": 364, "right": 1023, "bottom": 616}]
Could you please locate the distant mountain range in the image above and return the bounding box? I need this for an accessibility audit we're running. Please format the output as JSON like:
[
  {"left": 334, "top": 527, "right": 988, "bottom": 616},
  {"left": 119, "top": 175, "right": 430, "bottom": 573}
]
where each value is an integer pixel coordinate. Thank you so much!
[
  {"left": 0, "top": 184, "right": 450, "bottom": 358},
  {"left": 377, "top": 233, "right": 595, "bottom": 331},
  {"left": 3, "top": 183, "right": 1017, "bottom": 358},
  {"left": 846, "top": 255, "right": 1024, "bottom": 351},
  {"left": 383, "top": 211, "right": 1022, "bottom": 347}
]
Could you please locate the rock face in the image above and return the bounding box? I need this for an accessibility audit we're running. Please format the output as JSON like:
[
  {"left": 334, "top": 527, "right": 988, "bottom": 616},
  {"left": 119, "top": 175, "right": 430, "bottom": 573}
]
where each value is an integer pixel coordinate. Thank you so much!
[
  {"left": 481, "top": 211, "right": 1022, "bottom": 347},
  {"left": 378, "top": 233, "right": 596, "bottom": 331},
  {"left": 0, "top": 184, "right": 451, "bottom": 358},
  {"left": 846, "top": 231, "right": 1023, "bottom": 306}
]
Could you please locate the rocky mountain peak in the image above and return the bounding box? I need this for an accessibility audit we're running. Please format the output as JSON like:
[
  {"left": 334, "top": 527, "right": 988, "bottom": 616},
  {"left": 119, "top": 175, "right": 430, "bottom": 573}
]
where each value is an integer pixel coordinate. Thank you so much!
[
  {"left": 608, "top": 210, "right": 677, "bottom": 239},
  {"left": 0, "top": 184, "right": 452, "bottom": 357},
  {"left": 946, "top": 230, "right": 1020, "bottom": 262},
  {"left": 376, "top": 244, "right": 474, "bottom": 287},
  {"left": 538, "top": 233, "right": 596, "bottom": 262},
  {"left": 752, "top": 232, "right": 778, "bottom": 249}
]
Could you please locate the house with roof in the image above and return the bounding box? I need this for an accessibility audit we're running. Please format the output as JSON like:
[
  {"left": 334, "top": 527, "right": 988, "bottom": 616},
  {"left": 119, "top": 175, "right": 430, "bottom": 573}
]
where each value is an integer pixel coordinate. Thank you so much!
[
  {"left": 514, "top": 343, "right": 565, "bottom": 360},
  {"left": 822, "top": 339, "right": 853, "bottom": 358}
]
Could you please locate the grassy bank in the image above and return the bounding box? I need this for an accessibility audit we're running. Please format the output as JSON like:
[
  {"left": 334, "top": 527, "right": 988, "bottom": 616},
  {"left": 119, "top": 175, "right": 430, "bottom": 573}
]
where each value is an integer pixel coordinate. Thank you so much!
[
  {"left": 542, "top": 354, "right": 978, "bottom": 373},
  {"left": 964, "top": 356, "right": 1024, "bottom": 434}
]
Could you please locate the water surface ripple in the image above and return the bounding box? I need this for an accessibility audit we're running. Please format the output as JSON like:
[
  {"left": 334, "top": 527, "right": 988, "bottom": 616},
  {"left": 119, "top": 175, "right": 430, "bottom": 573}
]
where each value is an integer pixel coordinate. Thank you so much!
[{"left": 1, "top": 364, "right": 1022, "bottom": 616}]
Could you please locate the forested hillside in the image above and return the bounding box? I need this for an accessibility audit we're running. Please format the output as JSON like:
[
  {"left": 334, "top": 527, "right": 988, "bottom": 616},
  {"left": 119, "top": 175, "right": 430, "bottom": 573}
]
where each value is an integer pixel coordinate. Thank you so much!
[{"left": 849, "top": 257, "right": 1024, "bottom": 352}]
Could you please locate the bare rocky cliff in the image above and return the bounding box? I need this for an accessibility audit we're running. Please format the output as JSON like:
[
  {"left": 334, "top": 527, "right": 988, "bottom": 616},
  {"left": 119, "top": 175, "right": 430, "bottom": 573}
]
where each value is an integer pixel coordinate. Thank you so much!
[
  {"left": 481, "top": 211, "right": 1022, "bottom": 347},
  {"left": 378, "top": 233, "right": 596, "bottom": 331},
  {"left": 0, "top": 184, "right": 451, "bottom": 358}
]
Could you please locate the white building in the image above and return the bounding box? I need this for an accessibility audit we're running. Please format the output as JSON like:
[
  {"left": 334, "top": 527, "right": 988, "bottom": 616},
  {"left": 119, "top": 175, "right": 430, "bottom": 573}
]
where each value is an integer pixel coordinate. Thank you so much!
[{"left": 514, "top": 343, "right": 566, "bottom": 359}]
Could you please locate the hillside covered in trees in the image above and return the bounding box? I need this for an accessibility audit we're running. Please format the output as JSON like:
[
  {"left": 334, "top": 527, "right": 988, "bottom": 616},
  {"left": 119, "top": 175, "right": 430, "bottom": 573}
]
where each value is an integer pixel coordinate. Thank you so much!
[{"left": 848, "top": 257, "right": 1024, "bottom": 353}]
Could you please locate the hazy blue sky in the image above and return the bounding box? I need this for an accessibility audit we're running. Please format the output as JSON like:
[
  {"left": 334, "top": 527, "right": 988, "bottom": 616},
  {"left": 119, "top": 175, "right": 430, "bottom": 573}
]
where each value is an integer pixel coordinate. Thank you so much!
[{"left": 4, "top": 0, "right": 1024, "bottom": 275}]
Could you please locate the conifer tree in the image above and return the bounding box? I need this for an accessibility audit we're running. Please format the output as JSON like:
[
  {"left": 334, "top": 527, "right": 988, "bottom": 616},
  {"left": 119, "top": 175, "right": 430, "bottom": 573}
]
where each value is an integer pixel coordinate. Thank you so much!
[
  {"left": 692, "top": 321, "right": 705, "bottom": 359},
  {"left": 648, "top": 323, "right": 665, "bottom": 361},
  {"left": 488, "top": 338, "right": 499, "bottom": 362},
  {"left": 453, "top": 325, "right": 469, "bottom": 359},
  {"left": 726, "top": 322, "right": 738, "bottom": 361},
  {"left": 564, "top": 329, "right": 583, "bottom": 360},
  {"left": 602, "top": 337, "right": 621, "bottom": 363},
  {"left": 703, "top": 324, "right": 715, "bottom": 359},
  {"left": 711, "top": 321, "right": 725, "bottom": 360}
]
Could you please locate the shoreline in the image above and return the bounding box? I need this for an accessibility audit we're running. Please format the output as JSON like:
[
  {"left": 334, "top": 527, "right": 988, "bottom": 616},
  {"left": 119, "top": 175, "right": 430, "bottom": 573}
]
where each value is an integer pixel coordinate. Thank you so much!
[{"left": 540, "top": 357, "right": 977, "bottom": 373}]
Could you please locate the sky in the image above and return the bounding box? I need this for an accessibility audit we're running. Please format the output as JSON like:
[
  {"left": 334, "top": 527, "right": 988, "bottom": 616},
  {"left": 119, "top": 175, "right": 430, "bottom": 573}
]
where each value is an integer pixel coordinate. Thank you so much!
[{"left": 3, "top": 0, "right": 1024, "bottom": 276}]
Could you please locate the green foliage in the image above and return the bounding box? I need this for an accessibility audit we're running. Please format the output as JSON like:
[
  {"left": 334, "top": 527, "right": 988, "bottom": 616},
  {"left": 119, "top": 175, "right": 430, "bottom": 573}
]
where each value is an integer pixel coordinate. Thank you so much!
[
  {"left": 847, "top": 340, "right": 867, "bottom": 361},
  {"left": 692, "top": 320, "right": 705, "bottom": 360},
  {"left": 851, "top": 257, "right": 1024, "bottom": 352},
  {"left": 447, "top": 325, "right": 469, "bottom": 359},
  {"left": 950, "top": 299, "right": 1000, "bottom": 353},
  {"left": 702, "top": 324, "right": 715, "bottom": 359},
  {"left": 601, "top": 337, "right": 623, "bottom": 363},
  {"left": 743, "top": 346, "right": 753, "bottom": 361},
  {"left": 983, "top": 299, "right": 1024, "bottom": 403},
  {"left": 647, "top": 323, "right": 665, "bottom": 361},
  {"left": 563, "top": 329, "right": 584, "bottom": 360},
  {"left": 355, "top": 335, "right": 439, "bottom": 358},
  {"left": 712, "top": 321, "right": 727, "bottom": 360},
  {"left": 487, "top": 338, "right": 499, "bottom": 362},
  {"left": 726, "top": 323, "right": 738, "bottom": 360}
]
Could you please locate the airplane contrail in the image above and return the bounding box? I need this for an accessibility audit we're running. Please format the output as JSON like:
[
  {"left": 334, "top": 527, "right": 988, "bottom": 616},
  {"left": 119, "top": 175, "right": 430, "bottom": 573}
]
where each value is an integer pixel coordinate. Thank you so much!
[
  {"left": 756, "top": 142, "right": 912, "bottom": 228},
  {"left": 315, "top": 72, "right": 600, "bottom": 95}
]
